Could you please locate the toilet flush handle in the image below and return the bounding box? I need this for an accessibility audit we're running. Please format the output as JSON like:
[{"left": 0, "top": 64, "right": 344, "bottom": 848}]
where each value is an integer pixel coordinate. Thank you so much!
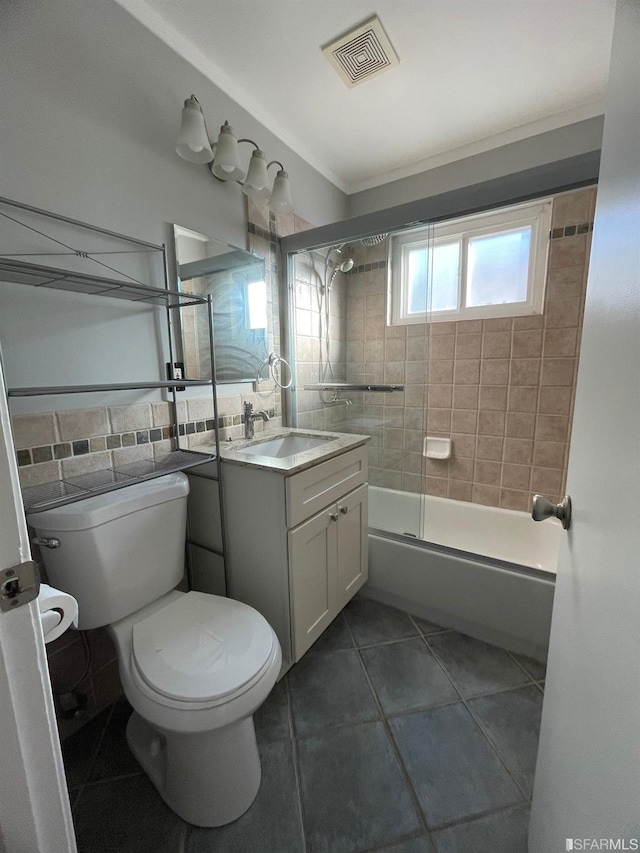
[
  {"left": 531, "top": 495, "right": 572, "bottom": 530},
  {"left": 32, "top": 537, "right": 61, "bottom": 549}
]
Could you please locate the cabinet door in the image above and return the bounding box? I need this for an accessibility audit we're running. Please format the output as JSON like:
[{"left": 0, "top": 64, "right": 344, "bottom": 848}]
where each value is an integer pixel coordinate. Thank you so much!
[
  {"left": 288, "top": 507, "right": 338, "bottom": 661},
  {"left": 336, "top": 484, "right": 369, "bottom": 611}
]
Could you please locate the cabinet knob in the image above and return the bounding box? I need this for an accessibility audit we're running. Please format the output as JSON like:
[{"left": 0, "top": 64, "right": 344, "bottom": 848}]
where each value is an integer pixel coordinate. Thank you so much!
[
  {"left": 329, "top": 512, "right": 339, "bottom": 522},
  {"left": 339, "top": 505, "right": 348, "bottom": 515}
]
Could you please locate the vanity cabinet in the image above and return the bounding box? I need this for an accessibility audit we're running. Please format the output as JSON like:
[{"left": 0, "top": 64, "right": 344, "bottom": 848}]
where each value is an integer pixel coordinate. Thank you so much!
[{"left": 221, "top": 444, "right": 368, "bottom": 671}]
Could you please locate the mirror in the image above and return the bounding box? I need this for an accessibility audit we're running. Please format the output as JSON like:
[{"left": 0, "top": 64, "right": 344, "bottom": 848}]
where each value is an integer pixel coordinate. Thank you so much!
[{"left": 173, "top": 225, "right": 268, "bottom": 383}]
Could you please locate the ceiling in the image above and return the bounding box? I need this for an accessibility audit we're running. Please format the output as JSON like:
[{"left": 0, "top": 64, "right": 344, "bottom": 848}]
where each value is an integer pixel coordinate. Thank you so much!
[{"left": 116, "top": 0, "right": 616, "bottom": 195}]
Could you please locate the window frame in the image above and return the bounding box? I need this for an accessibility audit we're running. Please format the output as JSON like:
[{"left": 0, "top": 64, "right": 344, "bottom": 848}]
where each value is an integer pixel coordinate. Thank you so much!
[{"left": 389, "top": 199, "right": 552, "bottom": 325}]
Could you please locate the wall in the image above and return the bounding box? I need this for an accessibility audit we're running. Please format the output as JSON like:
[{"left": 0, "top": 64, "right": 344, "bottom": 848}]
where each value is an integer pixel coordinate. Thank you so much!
[
  {"left": 295, "top": 187, "right": 594, "bottom": 513},
  {"left": 0, "top": 0, "right": 346, "bottom": 736}
]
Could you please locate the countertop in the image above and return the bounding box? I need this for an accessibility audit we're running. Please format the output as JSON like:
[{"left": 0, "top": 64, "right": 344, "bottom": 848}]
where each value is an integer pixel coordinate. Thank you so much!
[{"left": 195, "top": 427, "right": 370, "bottom": 475}]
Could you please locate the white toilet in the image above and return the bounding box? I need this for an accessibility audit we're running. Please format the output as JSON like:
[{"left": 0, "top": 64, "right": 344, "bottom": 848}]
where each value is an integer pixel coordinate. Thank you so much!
[{"left": 28, "top": 472, "right": 281, "bottom": 827}]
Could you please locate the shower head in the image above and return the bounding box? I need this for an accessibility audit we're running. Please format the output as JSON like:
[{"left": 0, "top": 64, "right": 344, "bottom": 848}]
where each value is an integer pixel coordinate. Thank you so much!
[
  {"left": 337, "top": 258, "right": 354, "bottom": 273},
  {"left": 360, "top": 233, "right": 388, "bottom": 246}
]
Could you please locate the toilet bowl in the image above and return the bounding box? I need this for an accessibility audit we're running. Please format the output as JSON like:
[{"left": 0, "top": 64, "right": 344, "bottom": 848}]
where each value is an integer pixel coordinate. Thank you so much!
[{"left": 28, "top": 473, "right": 281, "bottom": 827}]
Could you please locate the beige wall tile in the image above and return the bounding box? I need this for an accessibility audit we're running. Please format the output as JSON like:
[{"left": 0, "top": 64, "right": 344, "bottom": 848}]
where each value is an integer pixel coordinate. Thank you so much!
[
  {"left": 477, "top": 411, "right": 505, "bottom": 436},
  {"left": 385, "top": 338, "right": 406, "bottom": 361},
  {"left": 483, "top": 317, "right": 513, "bottom": 332},
  {"left": 364, "top": 340, "right": 384, "bottom": 361},
  {"left": 530, "top": 467, "right": 564, "bottom": 495},
  {"left": 455, "top": 334, "right": 482, "bottom": 359},
  {"left": 500, "top": 489, "right": 530, "bottom": 512},
  {"left": 510, "top": 359, "right": 541, "bottom": 386},
  {"left": 452, "top": 385, "right": 479, "bottom": 410},
  {"left": 508, "top": 386, "right": 538, "bottom": 413},
  {"left": 472, "top": 484, "right": 500, "bottom": 507},
  {"left": 187, "top": 398, "right": 214, "bottom": 422},
  {"left": 543, "top": 328, "right": 579, "bottom": 358},
  {"left": 476, "top": 435, "right": 504, "bottom": 461},
  {"left": 425, "top": 477, "right": 447, "bottom": 497},
  {"left": 428, "top": 385, "right": 453, "bottom": 408},
  {"left": 549, "top": 236, "right": 587, "bottom": 269},
  {"left": 19, "top": 460, "right": 61, "bottom": 488},
  {"left": 481, "top": 359, "right": 509, "bottom": 385},
  {"left": 479, "top": 386, "right": 508, "bottom": 411},
  {"left": 505, "top": 412, "right": 536, "bottom": 439},
  {"left": 551, "top": 189, "right": 593, "bottom": 228},
  {"left": 502, "top": 463, "right": 531, "bottom": 490},
  {"left": 449, "top": 456, "right": 474, "bottom": 481},
  {"left": 110, "top": 445, "right": 153, "bottom": 467},
  {"left": 108, "top": 404, "right": 152, "bottom": 433},
  {"left": 538, "top": 387, "right": 573, "bottom": 415},
  {"left": 429, "top": 361, "right": 454, "bottom": 384},
  {"left": 57, "top": 408, "right": 109, "bottom": 441},
  {"left": 61, "top": 451, "right": 113, "bottom": 479},
  {"left": 540, "top": 359, "right": 576, "bottom": 386},
  {"left": 482, "top": 331, "right": 512, "bottom": 358},
  {"left": 448, "top": 479, "right": 473, "bottom": 501},
  {"left": 545, "top": 298, "right": 582, "bottom": 328},
  {"left": 12, "top": 413, "right": 58, "bottom": 449},
  {"left": 454, "top": 359, "right": 481, "bottom": 385},
  {"left": 365, "top": 317, "right": 384, "bottom": 339},
  {"left": 427, "top": 408, "right": 452, "bottom": 432},
  {"left": 513, "top": 315, "right": 544, "bottom": 330},
  {"left": 546, "top": 266, "right": 585, "bottom": 300},
  {"left": 512, "top": 330, "right": 543, "bottom": 358},
  {"left": 535, "top": 414, "right": 570, "bottom": 443},
  {"left": 406, "top": 336, "right": 427, "bottom": 361},
  {"left": 456, "top": 319, "right": 483, "bottom": 334},
  {"left": 503, "top": 438, "right": 534, "bottom": 465},
  {"left": 451, "top": 433, "right": 476, "bottom": 457},
  {"left": 425, "top": 458, "right": 449, "bottom": 477},
  {"left": 430, "top": 335, "right": 455, "bottom": 360},
  {"left": 430, "top": 321, "right": 457, "bottom": 336},
  {"left": 451, "top": 409, "right": 478, "bottom": 434},
  {"left": 533, "top": 441, "right": 566, "bottom": 469}
]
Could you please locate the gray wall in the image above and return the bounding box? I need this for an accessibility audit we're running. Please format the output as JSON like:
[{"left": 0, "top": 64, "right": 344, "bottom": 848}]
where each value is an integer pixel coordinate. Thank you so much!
[
  {"left": 0, "top": 0, "right": 347, "bottom": 411},
  {"left": 348, "top": 117, "right": 604, "bottom": 217}
]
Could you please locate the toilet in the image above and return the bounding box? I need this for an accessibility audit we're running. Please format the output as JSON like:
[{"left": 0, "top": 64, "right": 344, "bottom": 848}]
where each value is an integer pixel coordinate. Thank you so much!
[{"left": 28, "top": 472, "right": 281, "bottom": 827}]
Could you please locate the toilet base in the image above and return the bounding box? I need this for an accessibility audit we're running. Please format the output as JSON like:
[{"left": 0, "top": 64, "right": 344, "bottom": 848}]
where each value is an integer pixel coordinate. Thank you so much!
[{"left": 126, "top": 710, "right": 262, "bottom": 827}]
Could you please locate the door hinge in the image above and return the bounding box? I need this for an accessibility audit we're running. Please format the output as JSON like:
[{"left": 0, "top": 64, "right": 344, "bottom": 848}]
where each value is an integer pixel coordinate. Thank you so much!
[{"left": 1, "top": 561, "right": 40, "bottom": 612}]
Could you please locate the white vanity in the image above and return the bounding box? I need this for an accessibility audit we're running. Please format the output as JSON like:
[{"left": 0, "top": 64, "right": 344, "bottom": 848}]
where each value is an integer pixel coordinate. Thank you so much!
[{"left": 188, "top": 429, "right": 369, "bottom": 673}]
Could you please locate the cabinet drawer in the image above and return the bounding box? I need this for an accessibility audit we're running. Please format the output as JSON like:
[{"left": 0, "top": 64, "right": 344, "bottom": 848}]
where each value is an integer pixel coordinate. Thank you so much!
[{"left": 286, "top": 446, "right": 368, "bottom": 528}]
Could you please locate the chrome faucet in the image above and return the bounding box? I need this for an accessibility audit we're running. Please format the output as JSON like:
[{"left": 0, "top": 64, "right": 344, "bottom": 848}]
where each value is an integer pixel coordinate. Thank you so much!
[{"left": 243, "top": 401, "right": 269, "bottom": 439}]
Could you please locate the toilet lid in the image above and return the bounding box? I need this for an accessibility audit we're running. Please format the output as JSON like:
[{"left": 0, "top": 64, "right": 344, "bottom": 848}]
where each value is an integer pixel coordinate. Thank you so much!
[{"left": 132, "top": 592, "right": 275, "bottom": 703}]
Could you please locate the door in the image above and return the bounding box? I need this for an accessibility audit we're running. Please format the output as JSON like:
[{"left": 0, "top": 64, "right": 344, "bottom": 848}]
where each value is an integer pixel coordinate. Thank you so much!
[
  {"left": 0, "top": 361, "right": 76, "bottom": 851},
  {"left": 288, "top": 507, "right": 337, "bottom": 660},
  {"left": 529, "top": 2, "right": 640, "bottom": 848},
  {"left": 335, "top": 484, "right": 369, "bottom": 611}
]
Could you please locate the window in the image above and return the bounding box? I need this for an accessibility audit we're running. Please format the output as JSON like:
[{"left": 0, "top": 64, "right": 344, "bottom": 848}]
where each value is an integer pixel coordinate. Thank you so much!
[{"left": 390, "top": 199, "right": 552, "bottom": 324}]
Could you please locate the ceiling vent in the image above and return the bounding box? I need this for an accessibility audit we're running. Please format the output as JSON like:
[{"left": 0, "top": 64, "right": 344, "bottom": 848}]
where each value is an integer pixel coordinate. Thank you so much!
[{"left": 322, "top": 15, "right": 399, "bottom": 89}]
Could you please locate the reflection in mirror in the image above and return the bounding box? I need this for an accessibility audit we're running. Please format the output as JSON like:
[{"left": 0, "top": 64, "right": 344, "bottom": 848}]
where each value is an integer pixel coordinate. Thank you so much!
[{"left": 173, "top": 225, "right": 268, "bottom": 383}]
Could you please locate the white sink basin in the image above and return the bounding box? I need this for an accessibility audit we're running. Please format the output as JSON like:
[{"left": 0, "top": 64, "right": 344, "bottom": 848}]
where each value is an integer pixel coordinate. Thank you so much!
[{"left": 240, "top": 434, "right": 332, "bottom": 458}]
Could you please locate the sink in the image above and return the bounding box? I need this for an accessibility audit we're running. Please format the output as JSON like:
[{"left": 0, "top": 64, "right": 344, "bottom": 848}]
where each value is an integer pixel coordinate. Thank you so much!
[{"left": 240, "top": 434, "right": 332, "bottom": 458}]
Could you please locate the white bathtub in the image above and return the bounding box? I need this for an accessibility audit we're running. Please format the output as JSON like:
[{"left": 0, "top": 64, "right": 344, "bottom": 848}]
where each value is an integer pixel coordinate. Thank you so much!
[
  {"left": 369, "top": 486, "right": 561, "bottom": 574},
  {"left": 364, "top": 486, "right": 558, "bottom": 659}
]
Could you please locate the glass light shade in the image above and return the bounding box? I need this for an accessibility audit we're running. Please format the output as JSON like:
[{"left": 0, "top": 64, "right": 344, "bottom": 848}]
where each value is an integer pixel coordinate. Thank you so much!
[
  {"left": 242, "top": 149, "right": 270, "bottom": 200},
  {"left": 210, "top": 122, "right": 245, "bottom": 181},
  {"left": 268, "top": 170, "right": 294, "bottom": 213},
  {"left": 175, "top": 97, "right": 213, "bottom": 164}
]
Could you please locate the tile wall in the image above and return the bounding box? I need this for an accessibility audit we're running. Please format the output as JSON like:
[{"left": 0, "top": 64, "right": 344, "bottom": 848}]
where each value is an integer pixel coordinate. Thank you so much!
[{"left": 295, "top": 187, "right": 595, "bottom": 512}]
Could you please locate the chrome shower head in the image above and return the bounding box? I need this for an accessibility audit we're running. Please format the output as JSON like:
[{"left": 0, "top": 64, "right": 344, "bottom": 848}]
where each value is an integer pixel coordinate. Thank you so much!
[{"left": 337, "top": 258, "right": 354, "bottom": 273}]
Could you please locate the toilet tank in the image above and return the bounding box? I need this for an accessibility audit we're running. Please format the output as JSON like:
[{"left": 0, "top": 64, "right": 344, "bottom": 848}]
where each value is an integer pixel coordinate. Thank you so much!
[{"left": 27, "top": 473, "right": 190, "bottom": 630}]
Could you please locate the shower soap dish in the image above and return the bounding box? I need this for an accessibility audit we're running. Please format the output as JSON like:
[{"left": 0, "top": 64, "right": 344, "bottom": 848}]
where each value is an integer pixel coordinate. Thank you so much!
[{"left": 424, "top": 436, "right": 452, "bottom": 459}]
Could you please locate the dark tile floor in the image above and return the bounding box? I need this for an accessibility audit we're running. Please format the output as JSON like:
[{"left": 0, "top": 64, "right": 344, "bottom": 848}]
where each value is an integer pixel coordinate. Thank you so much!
[{"left": 63, "top": 598, "right": 546, "bottom": 853}]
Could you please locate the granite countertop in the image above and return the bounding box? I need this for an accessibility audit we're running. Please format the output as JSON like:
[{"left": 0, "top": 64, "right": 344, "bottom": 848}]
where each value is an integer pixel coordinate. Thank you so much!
[{"left": 196, "top": 427, "right": 370, "bottom": 475}]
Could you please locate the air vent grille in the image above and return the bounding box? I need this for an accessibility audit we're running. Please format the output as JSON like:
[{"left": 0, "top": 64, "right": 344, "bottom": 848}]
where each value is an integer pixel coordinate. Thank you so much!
[{"left": 322, "top": 16, "right": 399, "bottom": 88}]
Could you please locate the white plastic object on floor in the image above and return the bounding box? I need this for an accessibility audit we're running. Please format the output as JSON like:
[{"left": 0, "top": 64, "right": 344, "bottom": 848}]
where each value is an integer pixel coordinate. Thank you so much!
[{"left": 424, "top": 436, "right": 452, "bottom": 459}]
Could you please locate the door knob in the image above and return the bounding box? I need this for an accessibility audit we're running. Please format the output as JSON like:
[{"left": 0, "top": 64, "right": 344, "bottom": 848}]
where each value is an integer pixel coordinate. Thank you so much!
[{"left": 531, "top": 495, "right": 572, "bottom": 530}]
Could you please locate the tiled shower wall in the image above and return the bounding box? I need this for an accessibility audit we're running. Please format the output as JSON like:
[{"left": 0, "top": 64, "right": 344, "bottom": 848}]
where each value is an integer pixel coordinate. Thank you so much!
[
  {"left": 10, "top": 198, "right": 298, "bottom": 736},
  {"left": 297, "top": 187, "right": 595, "bottom": 512}
]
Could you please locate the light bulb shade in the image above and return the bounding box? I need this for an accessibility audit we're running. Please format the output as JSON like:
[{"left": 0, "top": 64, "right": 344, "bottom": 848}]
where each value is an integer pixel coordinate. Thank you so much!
[
  {"left": 210, "top": 122, "right": 245, "bottom": 181},
  {"left": 268, "top": 170, "right": 294, "bottom": 213},
  {"left": 176, "top": 97, "right": 213, "bottom": 164},
  {"left": 242, "top": 149, "right": 270, "bottom": 200}
]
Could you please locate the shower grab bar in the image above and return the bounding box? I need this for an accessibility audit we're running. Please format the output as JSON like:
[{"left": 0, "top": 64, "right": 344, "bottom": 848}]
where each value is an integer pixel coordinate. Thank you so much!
[{"left": 303, "top": 383, "right": 404, "bottom": 393}]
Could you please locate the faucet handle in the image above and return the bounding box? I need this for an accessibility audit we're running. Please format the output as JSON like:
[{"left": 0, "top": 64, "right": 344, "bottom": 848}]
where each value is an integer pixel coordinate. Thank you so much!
[{"left": 243, "top": 401, "right": 254, "bottom": 417}]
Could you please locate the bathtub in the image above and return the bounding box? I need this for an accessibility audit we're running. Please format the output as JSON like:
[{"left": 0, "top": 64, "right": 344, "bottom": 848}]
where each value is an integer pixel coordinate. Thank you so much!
[{"left": 363, "top": 487, "right": 559, "bottom": 660}]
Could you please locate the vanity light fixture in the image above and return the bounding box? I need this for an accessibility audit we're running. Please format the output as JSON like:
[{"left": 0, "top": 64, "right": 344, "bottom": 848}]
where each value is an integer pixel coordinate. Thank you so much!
[{"left": 175, "top": 95, "right": 294, "bottom": 214}]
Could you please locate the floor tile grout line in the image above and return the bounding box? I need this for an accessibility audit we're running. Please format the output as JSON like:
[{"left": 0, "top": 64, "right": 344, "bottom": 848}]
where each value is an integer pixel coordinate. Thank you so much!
[
  {"left": 354, "top": 644, "right": 431, "bottom": 838},
  {"left": 69, "top": 699, "right": 119, "bottom": 810},
  {"left": 428, "top": 798, "right": 532, "bottom": 835},
  {"left": 424, "top": 637, "right": 533, "bottom": 804},
  {"left": 285, "top": 675, "right": 310, "bottom": 853},
  {"left": 506, "top": 648, "right": 546, "bottom": 682}
]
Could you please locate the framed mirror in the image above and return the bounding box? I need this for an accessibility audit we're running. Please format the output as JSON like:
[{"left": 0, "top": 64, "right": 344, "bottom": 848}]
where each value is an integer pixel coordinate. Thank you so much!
[{"left": 173, "top": 225, "right": 268, "bottom": 383}]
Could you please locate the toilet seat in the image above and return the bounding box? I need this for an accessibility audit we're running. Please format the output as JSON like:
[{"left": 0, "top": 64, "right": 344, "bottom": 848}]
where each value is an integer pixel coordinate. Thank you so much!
[{"left": 132, "top": 592, "right": 276, "bottom": 704}]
